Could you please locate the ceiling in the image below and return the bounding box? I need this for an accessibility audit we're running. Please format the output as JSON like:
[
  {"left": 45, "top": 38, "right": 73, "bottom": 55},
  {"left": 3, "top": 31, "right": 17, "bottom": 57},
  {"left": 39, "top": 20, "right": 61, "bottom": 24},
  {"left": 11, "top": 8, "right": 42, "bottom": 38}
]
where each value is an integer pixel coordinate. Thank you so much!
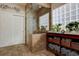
[
  {"left": 52, "top": 3, "right": 65, "bottom": 9},
  {"left": 17, "top": 3, "right": 65, "bottom": 16},
  {"left": 17, "top": 3, "right": 51, "bottom": 8},
  {"left": 0, "top": 3, "right": 50, "bottom": 9},
  {"left": 17, "top": 3, "right": 65, "bottom": 11},
  {"left": 17, "top": 3, "right": 65, "bottom": 8}
]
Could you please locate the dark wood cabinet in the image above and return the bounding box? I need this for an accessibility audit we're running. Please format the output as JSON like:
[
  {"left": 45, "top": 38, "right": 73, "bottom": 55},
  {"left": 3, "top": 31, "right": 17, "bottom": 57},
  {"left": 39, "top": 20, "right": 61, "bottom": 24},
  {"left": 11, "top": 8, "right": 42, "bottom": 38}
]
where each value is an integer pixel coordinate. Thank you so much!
[{"left": 46, "top": 32, "right": 79, "bottom": 56}]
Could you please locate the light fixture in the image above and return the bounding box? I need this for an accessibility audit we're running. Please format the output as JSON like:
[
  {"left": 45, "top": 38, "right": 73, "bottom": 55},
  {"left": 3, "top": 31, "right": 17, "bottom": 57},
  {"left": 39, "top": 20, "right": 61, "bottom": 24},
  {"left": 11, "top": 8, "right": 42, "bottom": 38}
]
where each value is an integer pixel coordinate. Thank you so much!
[{"left": 0, "top": 4, "right": 20, "bottom": 12}]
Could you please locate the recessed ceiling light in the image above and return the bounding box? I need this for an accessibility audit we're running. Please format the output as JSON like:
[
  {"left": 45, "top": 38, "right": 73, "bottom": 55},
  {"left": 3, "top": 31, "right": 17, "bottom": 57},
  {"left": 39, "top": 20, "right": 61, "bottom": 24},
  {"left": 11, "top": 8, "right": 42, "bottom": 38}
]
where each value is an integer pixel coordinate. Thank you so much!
[{"left": 39, "top": 5, "right": 42, "bottom": 8}]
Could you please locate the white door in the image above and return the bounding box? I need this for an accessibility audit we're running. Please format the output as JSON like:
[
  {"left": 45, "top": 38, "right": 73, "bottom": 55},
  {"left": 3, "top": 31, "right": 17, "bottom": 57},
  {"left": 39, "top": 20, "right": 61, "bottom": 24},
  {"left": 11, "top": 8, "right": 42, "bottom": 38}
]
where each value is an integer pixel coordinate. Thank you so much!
[{"left": 0, "top": 12, "right": 25, "bottom": 47}]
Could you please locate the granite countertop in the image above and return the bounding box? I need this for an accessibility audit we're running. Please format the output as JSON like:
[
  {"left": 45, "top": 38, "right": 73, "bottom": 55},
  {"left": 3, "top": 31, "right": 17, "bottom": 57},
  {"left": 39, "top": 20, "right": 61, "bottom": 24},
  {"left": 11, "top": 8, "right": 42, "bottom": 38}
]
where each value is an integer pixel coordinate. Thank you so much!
[{"left": 48, "top": 31, "right": 79, "bottom": 35}]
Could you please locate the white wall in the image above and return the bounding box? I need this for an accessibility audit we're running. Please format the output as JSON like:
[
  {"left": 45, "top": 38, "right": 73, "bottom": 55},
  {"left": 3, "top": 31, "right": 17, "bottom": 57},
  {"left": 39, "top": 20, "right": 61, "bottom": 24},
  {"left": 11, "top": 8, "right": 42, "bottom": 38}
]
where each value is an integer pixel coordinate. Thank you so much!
[{"left": 0, "top": 4, "right": 25, "bottom": 47}]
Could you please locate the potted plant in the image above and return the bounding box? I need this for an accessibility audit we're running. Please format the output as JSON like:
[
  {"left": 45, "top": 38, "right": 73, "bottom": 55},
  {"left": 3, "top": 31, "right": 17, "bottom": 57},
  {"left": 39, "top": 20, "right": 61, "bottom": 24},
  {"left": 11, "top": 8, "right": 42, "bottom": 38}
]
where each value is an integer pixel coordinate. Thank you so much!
[
  {"left": 40, "top": 26, "right": 47, "bottom": 32},
  {"left": 51, "top": 24, "right": 62, "bottom": 32},
  {"left": 66, "top": 21, "right": 79, "bottom": 34}
]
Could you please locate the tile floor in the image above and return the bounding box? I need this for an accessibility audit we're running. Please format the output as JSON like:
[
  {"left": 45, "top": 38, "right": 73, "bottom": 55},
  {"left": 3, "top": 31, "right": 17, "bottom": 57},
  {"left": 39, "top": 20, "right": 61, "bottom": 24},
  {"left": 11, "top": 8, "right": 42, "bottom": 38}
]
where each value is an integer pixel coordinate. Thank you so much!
[{"left": 0, "top": 44, "right": 55, "bottom": 56}]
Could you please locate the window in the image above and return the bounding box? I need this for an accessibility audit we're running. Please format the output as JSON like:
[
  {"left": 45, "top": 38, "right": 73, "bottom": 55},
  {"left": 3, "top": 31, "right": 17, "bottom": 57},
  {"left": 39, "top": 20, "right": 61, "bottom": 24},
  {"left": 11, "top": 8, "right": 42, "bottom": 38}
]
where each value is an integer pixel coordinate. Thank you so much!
[
  {"left": 52, "top": 3, "right": 79, "bottom": 27},
  {"left": 39, "top": 13, "right": 49, "bottom": 31}
]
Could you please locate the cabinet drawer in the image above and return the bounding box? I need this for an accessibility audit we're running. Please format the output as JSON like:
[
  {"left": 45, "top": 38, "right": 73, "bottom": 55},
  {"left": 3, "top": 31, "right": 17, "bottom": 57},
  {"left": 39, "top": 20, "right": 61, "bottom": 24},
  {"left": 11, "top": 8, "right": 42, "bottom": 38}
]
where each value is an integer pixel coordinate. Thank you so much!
[
  {"left": 61, "top": 40, "right": 71, "bottom": 47},
  {"left": 48, "top": 39, "right": 60, "bottom": 44},
  {"left": 71, "top": 42, "right": 79, "bottom": 51}
]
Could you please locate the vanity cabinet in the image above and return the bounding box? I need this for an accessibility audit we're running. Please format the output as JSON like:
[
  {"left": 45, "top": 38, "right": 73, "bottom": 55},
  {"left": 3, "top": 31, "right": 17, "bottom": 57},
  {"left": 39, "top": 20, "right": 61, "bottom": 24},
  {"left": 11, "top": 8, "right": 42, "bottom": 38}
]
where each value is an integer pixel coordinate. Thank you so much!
[
  {"left": 46, "top": 33, "right": 79, "bottom": 56},
  {"left": 32, "top": 33, "right": 46, "bottom": 52}
]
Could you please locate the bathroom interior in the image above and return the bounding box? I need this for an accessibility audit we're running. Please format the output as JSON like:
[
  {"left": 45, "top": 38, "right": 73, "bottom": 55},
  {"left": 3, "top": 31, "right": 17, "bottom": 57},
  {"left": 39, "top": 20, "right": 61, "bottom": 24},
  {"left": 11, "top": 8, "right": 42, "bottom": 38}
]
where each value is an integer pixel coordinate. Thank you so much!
[{"left": 0, "top": 3, "right": 79, "bottom": 56}]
